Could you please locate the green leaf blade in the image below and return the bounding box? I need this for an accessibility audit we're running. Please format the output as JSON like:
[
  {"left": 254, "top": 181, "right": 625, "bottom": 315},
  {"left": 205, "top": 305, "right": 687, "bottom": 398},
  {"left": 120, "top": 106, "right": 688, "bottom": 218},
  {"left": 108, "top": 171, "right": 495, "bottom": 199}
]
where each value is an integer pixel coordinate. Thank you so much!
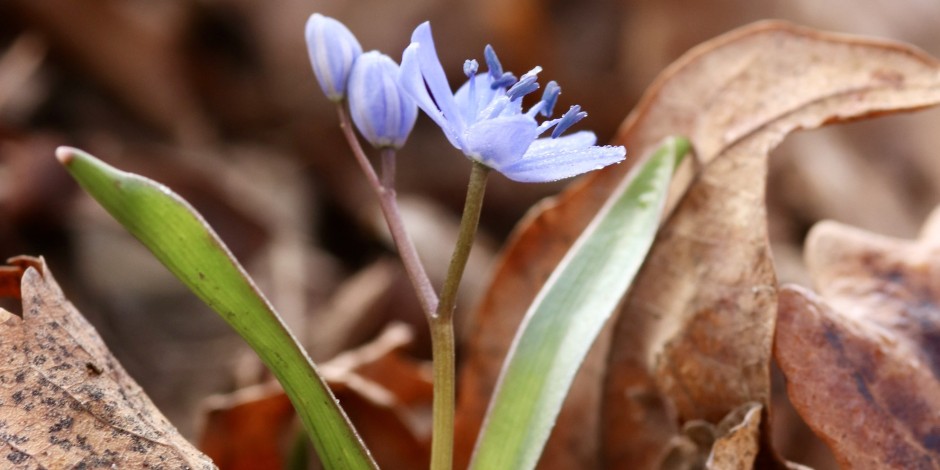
[
  {"left": 469, "top": 137, "right": 690, "bottom": 470},
  {"left": 57, "top": 147, "right": 377, "bottom": 470}
]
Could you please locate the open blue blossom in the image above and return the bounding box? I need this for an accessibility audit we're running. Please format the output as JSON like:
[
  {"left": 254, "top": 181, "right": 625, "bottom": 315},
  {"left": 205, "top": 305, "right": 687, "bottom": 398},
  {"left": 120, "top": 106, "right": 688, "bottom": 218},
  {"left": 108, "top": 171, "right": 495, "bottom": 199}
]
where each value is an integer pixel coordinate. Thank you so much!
[
  {"left": 305, "top": 13, "right": 362, "bottom": 101},
  {"left": 348, "top": 51, "right": 417, "bottom": 149},
  {"left": 398, "top": 22, "right": 625, "bottom": 182}
]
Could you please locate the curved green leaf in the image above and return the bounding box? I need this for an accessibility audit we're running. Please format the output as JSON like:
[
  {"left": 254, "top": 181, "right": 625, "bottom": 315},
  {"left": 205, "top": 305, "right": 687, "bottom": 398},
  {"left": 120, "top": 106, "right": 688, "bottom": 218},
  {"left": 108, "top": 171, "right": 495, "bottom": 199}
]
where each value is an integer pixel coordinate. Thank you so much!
[
  {"left": 57, "top": 147, "right": 377, "bottom": 470},
  {"left": 469, "top": 137, "right": 690, "bottom": 470}
]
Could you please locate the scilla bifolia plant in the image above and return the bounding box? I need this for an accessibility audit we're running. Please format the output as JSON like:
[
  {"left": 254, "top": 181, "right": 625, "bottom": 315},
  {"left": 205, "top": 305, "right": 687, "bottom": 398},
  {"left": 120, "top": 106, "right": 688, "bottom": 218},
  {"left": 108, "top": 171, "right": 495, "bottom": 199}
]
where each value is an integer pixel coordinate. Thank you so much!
[
  {"left": 59, "top": 11, "right": 688, "bottom": 470},
  {"left": 306, "top": 14, "right": 627, "bottom": 469}
]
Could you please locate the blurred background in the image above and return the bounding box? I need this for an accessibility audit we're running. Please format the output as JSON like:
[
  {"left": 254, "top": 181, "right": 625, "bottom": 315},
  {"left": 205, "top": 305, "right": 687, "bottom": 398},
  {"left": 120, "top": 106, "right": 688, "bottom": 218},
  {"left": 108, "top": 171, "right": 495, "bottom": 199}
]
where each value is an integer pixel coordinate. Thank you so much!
[{"left": 2, "top": 0, "right": 940, "bottom": 467}]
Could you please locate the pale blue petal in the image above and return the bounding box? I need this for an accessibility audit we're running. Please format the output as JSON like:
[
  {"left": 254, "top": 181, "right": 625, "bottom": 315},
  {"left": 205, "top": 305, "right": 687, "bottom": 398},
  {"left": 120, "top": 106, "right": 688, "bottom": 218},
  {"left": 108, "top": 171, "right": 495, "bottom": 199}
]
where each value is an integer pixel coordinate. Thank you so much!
[
  {"left": 465, "top": 115, "right": 538, "bottom": 169},
  {"left": 399, "top": 44, "right": 462, "bottom": 149},
  {"left": 526, "top": 130, "right": 596, "bottom": 153},
  {"left": 500, "top": 143, "right": 626, "bottom": 183},
  {"left": 410, "top": 23, "right": 466, "bottom": 135}
]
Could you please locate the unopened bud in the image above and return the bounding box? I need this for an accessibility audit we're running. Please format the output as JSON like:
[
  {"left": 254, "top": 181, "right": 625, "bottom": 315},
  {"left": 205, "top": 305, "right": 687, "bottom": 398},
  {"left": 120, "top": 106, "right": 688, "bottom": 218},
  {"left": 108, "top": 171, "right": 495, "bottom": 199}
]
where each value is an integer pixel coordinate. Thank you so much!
[
  {"left": 348, "top": 51, "right": 418, "bottom": 149},
  {"left": 305, "top": 13, "right": 362, "bottom": 101}
]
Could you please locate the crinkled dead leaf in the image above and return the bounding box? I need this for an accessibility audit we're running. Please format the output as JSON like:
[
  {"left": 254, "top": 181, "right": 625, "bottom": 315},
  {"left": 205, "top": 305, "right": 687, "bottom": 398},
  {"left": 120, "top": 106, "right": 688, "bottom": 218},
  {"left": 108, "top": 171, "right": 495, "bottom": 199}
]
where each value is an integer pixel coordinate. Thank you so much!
[
  {"left": 456, "top": 20, "right": 940, "bottom": 470},
  {"left": 0, "top": 256, "right": 215, "bottom": 469},
  {"left": 660, "top": 402, "right": 762, "bottom": 470},
  {"left": 601, "top": 21, "right": 940, "bottom": 469},
  {"left": 706, "top": 403, "right": 762, "bottom": 470},
  {"left": 774, "top": 206, "right": 940, "bottom": 469}
]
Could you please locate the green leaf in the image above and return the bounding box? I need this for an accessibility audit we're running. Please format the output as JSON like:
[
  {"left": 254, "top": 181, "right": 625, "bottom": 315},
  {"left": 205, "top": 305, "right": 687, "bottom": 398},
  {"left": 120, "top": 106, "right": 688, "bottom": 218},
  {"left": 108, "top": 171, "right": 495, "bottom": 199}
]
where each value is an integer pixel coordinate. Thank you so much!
[
  {"left": 57, "top": 147, "right": 377, "bottom": 470},
  {"left": 469, "top": 136, "right": 690, "bottom": 470}
]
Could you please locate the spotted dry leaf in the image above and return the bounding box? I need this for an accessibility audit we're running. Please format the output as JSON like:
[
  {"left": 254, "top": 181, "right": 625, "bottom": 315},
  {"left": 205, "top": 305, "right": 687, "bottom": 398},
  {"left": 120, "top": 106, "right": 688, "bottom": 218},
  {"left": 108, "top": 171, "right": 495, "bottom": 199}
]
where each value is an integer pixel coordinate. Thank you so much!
[
  {"left": 774, "top": 207, "right": 940, "bottom": 469},
  {"left": 0, "top": 256, "right": 214, "bottom": 469}
]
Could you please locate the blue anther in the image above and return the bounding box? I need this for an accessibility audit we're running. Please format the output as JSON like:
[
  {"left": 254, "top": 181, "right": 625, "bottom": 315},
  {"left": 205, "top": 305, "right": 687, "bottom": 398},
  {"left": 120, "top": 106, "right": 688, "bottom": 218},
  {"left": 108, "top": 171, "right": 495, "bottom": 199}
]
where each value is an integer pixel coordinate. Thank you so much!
[
  {"left": 507, "top": 70, "right": 540, "bottom": 101},
  {"left": 490, "top": 72, "right": 516, "bottom": 89},
  {"left": 551, "top": 105, "right": 587, "bottom": 138},
  {"left": 539, "top": 81, "right": 560, "bottom": 117},
  {"left": 464, "top": 59, "right": 479, "bottom": 78},
  {"left": 484, "top": 45, "right": 503, "bottom": 78}
]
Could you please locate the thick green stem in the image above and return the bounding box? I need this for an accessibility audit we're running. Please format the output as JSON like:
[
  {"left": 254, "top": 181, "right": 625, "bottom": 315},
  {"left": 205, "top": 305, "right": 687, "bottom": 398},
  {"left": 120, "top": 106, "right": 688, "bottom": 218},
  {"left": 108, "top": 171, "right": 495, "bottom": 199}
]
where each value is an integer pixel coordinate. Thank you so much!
[
  {"left": 429, "top": 161, "right": 490, "bottom": 470},
  {"left": 437, "top": 162, "right": 490, "bottom": 322},
  {"left": 429, "top": 316, "right": 457, "bottom": 470}
]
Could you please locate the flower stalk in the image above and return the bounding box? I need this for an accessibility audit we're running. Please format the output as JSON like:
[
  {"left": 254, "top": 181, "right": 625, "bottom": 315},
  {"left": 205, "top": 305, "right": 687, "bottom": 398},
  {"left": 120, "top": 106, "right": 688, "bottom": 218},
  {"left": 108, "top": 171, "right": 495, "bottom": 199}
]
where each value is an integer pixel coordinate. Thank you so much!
[
  {"left": 430, "top": 161, "right": 489, "bottom": 470},
  {"left": 336, "top": 104, "right": 438, "bottom": 317},
  {"left": 429, "top": 317, "right": 457, "bottom": 470},
  {"left": 436, "top": 162, "right": 489, "bottom": 322}
]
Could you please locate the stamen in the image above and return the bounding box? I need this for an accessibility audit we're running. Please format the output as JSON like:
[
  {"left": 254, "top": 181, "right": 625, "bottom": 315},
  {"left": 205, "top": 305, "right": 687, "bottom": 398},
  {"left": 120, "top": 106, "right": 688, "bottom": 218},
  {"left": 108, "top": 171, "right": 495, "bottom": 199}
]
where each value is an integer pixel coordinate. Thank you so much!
[
  {"left": 507, "top": 81, "right": 538, "bottom": 101},
  {"left": 491, "top": 72, "right": 516, "bottom": 89},
  {"left": 507, "top": 66, "right": 541, "bottom": 101},
  {"left": 465, "top": 60, "right": 478, "bottom": 117},
  {"left": 463, "top": 59, "right": 479, "bottom": 78},
  {"left": 551, "top": 105, "right": 587, "bottom": 138},
  {"left": 536, "top": 117, "right": 561, "bottom": 135},
  {"left": 526, "top": 102, "right": 543, "bottom": 118},
  {"left": 539, "top": 81, "right": 560, "bottom": 117},
  {"left": 484, "top": 45, "right": 503, "bottom": 78}
]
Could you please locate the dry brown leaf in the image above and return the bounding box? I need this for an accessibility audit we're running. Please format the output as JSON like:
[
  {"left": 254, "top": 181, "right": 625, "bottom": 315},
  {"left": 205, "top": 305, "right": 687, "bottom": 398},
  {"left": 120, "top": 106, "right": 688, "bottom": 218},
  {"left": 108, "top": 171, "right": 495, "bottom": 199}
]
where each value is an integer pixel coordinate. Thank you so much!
[
  {"left": 456, "top": 20, "right": 940, "bottom": 470},
  {"left": 0, "top": 264, "right": 25, "bottom": 299},
  {"left": 323, "top": 323, "right": 433, "bottom": 469},
  {"left": 601, "top": 21, "right": 940, "bottom": 469},
  {"left": 658, "top": 403, "right": 762, "bottom": 470},
  {"left": 0, "top": 256, "right": 214, "bottom": 468},
  {"left": 774, "top": 207, "right": 940, "bottom": 469},
  {"left": 199, "top": 322, "right": 433, "bottom": 469},
  {"left": 199, "top": 382, "right": 296, "bottom": 470},
  {"left": 706, "top": 403, "right": 762, "bottom": 470},
  {"left": 308, "top": 258, "right": 427, "bottom": 362}
]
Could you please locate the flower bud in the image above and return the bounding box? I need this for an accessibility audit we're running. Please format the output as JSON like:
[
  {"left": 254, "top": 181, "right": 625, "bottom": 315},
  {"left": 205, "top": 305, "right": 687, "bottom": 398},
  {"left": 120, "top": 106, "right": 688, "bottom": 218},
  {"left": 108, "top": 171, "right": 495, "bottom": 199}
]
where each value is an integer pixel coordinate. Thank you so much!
[
  {"left": 305, "top": 13, "right": 362, "bottom": 101},
  {"left": 348, "top": 51, "right": 418, "bottom": 149}
]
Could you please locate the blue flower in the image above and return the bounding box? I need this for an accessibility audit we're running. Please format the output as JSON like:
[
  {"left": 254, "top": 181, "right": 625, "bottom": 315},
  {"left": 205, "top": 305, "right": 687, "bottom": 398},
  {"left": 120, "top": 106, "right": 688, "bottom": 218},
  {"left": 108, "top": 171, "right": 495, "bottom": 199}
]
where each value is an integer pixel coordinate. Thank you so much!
[
  {"left": 305, "top": 13, "right": 362, "bottom": 101},
  {"left": 398, "top": 22, "right": 626, "bottom": 182},
  {"left": 348, "top": 51, "right": 418, "bottom": 149}
]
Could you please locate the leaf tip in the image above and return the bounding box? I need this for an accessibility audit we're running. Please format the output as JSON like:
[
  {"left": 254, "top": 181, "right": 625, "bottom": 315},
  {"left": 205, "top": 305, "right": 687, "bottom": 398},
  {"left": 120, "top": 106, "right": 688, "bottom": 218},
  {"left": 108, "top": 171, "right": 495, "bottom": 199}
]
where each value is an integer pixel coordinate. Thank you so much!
[
  {"left": 55, "top": 146, "right": 78, "bottom": 166},
  {"left": 667, "top": 135, "right": 692, "bottom": 165}
]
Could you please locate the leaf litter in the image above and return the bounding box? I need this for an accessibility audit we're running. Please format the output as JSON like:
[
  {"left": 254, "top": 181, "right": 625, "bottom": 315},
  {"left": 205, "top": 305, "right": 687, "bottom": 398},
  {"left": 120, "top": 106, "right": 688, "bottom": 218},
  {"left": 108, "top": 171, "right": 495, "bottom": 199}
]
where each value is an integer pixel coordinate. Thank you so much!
[{"left": 3, "top": 10, "right": 940, "bottom": 469}]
